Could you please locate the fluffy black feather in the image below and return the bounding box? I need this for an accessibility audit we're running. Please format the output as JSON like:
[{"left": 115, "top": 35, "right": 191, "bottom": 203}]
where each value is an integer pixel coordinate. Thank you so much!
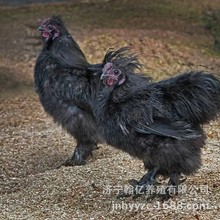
[
  {"left": 91, "top": 47, "right": 220, "bottom": 198},
  {"left": 39, "top": 16, "right": 89, "bottom": 69},
  {"left": 100, "top": 47, "right": 152, "bottom": 101}
]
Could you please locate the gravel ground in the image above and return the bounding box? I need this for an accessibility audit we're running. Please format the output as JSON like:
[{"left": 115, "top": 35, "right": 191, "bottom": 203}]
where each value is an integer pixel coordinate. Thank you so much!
[
  {"left": 0, "top": 1, "right": 220, "bottom": 219},
  {"left": 0, "top": 93, "right": 220, "bottom": 219}
]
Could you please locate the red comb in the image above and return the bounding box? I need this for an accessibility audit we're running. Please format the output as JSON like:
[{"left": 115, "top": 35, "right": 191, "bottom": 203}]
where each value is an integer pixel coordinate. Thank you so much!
[{"left": 102, "top": 62, "right": 113, "bottom": 73}]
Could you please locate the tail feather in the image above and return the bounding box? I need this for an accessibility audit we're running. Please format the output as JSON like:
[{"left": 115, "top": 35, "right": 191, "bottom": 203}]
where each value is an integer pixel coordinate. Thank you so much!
[{"left": 157, "top": 72, "right": 220, "bottom": 124}]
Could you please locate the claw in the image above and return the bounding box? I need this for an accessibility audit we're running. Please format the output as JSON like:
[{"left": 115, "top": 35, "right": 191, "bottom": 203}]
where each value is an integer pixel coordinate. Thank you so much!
[
  {"left": 146, "top": 193, "right": 157, "bottom": 201},
  {"left": 57, "top": 144, "right": 97, "bottom": 168},
  {"left": 179, "top": 175, "right": 187, "bottom": 183},
  {"left": 160, "top": 193, "right": 172, "bottom": 202},
  {"left": 132, "top": 193, "right": 142, "bottom": 199},
  {"left": 57, "top": 157, "right": 86, "bottom": 168},
  {"left": 65, "top": 157, "right": 86, "bottom": 166},
  {"left": 128, "top": 179, "right": 139, "bottom": 187},
  {"left": 116, "top": 192, "right": 133, "bottom": 199}
]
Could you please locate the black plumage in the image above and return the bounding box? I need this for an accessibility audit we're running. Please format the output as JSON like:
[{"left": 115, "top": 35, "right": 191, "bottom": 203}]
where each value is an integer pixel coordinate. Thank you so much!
[
  {"left": 91, "top": 48, "right": 220, "bottom": 199},
  {"left": 34, "top": 16, "right": 104, "bottom": 166}
]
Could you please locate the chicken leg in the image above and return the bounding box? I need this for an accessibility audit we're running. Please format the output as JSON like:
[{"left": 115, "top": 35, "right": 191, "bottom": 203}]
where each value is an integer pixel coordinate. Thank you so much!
[
  {"left": 117, "top": 167, "right": 159, "bottom": 198},
  {"left": 161, "top": 172, "right": 187, "bottom": 200},
  {"left": 64, "top": 143, "right": 97, "bottom": 166}
]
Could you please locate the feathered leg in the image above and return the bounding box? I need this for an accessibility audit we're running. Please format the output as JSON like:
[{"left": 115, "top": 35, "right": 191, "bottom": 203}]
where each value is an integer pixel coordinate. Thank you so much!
[
  {"left": 161, "top": 172, "right": 187, "bottom": 201},
  {"left": 131, "top": 167, "right": 159, "bottom": 198},
  {"left": 64, "top": 143, "right": 97, "bottom": 166},
  {"left": 117, "top": 167, "right": 159, "bottom": 199},
  {"left": 58, "top": 109, "right": 101, "bottom": 167}
]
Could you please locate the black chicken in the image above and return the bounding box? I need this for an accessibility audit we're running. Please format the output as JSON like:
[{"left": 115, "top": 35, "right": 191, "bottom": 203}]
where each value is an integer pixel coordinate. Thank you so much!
[
  {"left": 91, "top": 48, "right": 220, "bottom": 199},
  {"left": 34, "top": 16, "right": 105, "bottom": 166}
]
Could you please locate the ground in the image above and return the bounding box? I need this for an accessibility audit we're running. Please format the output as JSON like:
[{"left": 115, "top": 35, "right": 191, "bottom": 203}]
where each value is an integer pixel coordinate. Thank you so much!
[{"left": 0, "top": 0, "right": 220, "bottom": 219}]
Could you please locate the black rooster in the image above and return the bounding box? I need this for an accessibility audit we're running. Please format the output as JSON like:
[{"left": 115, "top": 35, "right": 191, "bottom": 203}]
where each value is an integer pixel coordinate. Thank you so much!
[
  {"left": 34, "top": 16, "right": 105, "bottom": 166},
  {"left": 91, "top": 48, "right": 220, "bottom": 199}
]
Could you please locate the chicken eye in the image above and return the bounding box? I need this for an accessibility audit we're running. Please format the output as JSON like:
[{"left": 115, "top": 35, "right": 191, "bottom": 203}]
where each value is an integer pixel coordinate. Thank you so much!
[
  {"left": 113, "top": 69, "right": 121, "bottom": 75},
  {"left": 48, "top": 25, "right": 53, "bottom": 30}
]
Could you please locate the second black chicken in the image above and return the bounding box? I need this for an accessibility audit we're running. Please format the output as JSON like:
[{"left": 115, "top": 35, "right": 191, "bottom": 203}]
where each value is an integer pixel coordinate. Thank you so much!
[{"left": 91, "top": 48, "right": 220, "bottom": 199}]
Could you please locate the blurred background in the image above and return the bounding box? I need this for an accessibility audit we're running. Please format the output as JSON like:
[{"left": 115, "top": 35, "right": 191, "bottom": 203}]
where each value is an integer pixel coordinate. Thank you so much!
[
  {"left": 1, "top": 1, "right": 220, "bottom": 219},
  {"left": 0, "top": 0, "right": 220, "bottom": 95}
]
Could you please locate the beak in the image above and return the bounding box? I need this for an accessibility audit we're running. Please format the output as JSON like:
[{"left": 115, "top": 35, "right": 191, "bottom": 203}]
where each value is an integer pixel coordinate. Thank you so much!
[
  {"left": 37, "top": 26, "right": 44, "bottom": 32},
  {"left": 100, "top": 73, "right": 107, "bottom": 80}
]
